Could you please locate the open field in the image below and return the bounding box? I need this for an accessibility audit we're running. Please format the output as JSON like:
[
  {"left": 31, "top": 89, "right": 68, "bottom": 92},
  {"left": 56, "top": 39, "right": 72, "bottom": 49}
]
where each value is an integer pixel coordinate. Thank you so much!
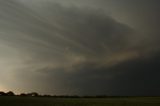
[{"left": 0, "top": 96, "right": 160, "bottom": 106}]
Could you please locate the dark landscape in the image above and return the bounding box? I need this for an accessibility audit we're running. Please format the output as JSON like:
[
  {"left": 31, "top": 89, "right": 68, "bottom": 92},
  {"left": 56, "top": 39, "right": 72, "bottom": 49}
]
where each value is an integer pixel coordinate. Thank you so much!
[
  {"left": 0, "top": 91, "right": 160, "bottom": 106},
  {"left": 0, "top": 96, "right": 160, "bottom": 106}
]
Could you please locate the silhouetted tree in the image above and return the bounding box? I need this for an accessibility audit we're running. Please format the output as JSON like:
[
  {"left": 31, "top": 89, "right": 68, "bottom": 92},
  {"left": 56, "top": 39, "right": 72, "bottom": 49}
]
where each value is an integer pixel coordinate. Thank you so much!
[
  {"left": 43, "top": 94, "right": 52, "bottom": 97},
  {"left": 6, "top": 91, "right": 15, "bottom": 96},
  {"left": 0, "top": 91, "right": 6, "bottom": 96},
  {"left": 19, "top": 93, "right": 27, "bottom": 97},
  {"left": 27, "top": 92, "right": 39, "bottom": 97}
]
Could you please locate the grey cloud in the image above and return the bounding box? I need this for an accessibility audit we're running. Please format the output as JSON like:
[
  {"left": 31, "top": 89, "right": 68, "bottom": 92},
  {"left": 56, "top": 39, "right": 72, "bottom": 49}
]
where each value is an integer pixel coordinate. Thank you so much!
[
  {"left": 0, "top": 0, "right": 159, "bottom": 95},
  {"left": 108, "top": 52, "right": 160, "bottom": 96}
]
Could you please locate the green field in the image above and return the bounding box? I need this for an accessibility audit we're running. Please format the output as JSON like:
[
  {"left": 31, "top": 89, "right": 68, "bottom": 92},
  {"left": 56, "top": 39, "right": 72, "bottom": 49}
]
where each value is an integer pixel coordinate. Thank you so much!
[{"left": 0, "top": 96, "right": 160, "bottom": 106}]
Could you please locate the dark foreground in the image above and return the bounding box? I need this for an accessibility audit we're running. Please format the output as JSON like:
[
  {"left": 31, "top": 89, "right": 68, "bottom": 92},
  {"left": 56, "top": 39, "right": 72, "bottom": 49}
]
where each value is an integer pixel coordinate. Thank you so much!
[{"left": 0, "top": 96, "right": 160, "bottom": 106}]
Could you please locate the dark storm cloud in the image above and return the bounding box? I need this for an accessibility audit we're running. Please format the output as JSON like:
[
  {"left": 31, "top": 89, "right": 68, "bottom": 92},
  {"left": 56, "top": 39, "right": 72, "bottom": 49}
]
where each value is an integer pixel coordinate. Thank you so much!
[
  {"left": 0, "top": 0, "right": 159, "bottom": 95},
  {"left": 108, "top": 52, "right": 160, "bottom": 96},
  {"left": 30, "top": 51, "right": 160, "bottom": 96}
]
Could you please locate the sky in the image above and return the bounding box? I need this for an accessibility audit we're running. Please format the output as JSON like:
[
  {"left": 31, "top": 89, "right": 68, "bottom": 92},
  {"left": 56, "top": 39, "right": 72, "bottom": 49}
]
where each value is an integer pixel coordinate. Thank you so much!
[{"left": 0, "top": 0, "right": 160, "bottom": 96}]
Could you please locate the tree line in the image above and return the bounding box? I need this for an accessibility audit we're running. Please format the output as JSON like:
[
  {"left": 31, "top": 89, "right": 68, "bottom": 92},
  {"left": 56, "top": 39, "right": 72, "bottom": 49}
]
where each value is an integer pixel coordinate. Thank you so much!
[
  {"left": 0, "top": 91, "right": 39, "bottom": 97},
  {"left": 0, "top": 91, "right": 113, "bottom": 98}
]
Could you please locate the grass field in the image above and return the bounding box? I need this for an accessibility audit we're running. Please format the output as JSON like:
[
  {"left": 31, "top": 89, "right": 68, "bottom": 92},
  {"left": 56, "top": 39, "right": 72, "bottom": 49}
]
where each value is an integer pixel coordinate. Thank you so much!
[{"left": 0, "top": 96, "right": 160, "bottom": 106}]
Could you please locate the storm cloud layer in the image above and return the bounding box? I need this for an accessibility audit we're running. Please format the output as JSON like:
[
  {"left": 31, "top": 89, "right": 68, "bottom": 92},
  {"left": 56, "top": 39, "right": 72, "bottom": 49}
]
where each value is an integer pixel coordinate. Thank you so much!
[{"left": 0, "top": 0, "right": 160, "bottom": 96}]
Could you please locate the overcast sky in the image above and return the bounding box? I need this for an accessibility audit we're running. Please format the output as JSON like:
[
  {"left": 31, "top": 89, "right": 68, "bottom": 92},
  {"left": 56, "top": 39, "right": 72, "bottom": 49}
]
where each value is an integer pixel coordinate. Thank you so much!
[{"left": 0, "top": 0, "right": 160, "bottom": 96}]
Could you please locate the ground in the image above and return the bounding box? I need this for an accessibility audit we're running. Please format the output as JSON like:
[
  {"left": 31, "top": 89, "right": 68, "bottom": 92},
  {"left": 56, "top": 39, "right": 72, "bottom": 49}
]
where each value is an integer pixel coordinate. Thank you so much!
[{"left": 0, "top": 96, "right": 160, "bottom": 106}]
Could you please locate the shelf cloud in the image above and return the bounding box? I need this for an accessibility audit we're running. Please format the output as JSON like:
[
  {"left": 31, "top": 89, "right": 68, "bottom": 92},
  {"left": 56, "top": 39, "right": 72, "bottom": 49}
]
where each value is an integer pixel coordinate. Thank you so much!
[{"left": 0, "top": 0, "right": 159, "bottom": 96}]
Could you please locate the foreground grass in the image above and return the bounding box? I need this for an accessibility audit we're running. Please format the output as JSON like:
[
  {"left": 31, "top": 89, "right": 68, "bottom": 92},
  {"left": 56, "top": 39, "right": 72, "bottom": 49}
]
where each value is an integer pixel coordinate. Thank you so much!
[{"left": 0, "top": 96, "right": 160, "bottom": 106}]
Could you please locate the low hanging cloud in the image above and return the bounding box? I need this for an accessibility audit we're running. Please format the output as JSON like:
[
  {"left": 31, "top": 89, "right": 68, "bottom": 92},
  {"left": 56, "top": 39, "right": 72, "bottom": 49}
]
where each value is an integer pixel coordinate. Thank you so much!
[{"left": 0, "top": 0, "right": 159, "bottom": 95}]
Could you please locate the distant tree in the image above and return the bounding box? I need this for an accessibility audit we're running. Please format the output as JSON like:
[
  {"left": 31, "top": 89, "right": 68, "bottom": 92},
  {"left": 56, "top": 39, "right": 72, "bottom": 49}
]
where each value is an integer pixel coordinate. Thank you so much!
[
  {"left": 43, "top": 94, "right": 52, "bottom": 97},
  {"left": 27, "top": 92, "right": 39, "bottom": 97},
  {"left": 6, "top": 91, "right": 15, "bottom": 96},
  {"left": 0, "top": 91, "right": 6, "bottom": 96},
  {"left": 70, "top": 95, "right": 80, "bottom": 98},
  {"left": 19, "top": 93, "right": 27, "bottom": 96},
  {"left": 95, "top": 95, "right": 108, "bottom": 98}
]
